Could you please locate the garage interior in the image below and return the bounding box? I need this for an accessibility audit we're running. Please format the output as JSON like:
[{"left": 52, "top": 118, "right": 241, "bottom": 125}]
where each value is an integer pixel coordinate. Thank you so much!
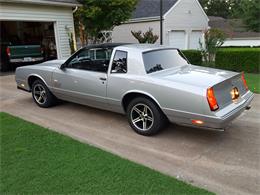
[{"left": 0, "top": 21, "right": 57, "bottom": 71}]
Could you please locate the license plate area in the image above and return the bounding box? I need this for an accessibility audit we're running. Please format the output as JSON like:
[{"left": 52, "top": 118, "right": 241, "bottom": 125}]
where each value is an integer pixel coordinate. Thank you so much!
[
  {"left": 23, "top": 57, "right": 32, "bottom": 62},
  {"left": 230, "top": 87, "right": 239, "bottom": 101}
]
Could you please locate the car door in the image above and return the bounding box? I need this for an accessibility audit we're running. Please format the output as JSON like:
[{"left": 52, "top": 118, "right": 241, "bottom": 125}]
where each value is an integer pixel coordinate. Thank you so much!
[{"left": 52, "top": 48, "right": 110, "bottom": 109}]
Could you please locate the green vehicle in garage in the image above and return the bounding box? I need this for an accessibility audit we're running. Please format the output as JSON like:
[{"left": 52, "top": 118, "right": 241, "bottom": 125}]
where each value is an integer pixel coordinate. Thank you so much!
[{"left": 0, "top": 43, "right": 44, "bottom": 71}]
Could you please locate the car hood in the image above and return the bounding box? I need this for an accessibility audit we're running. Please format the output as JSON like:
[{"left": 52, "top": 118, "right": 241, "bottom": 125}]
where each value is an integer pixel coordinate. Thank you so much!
[
  {"left": 151, "top": 65, "right": 239, "bottom": 88},
  {"left": 35, "top": 59, "right": 66, "bottom": 68}
]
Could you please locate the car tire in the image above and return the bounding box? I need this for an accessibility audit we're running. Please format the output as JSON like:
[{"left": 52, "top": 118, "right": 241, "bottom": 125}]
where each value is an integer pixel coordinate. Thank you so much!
[
  {"left": 32, "top": 79, "right": 57, "bottom": 108},
  {"left": 127, "top": 97, "right": 167, "bottom": 136}
]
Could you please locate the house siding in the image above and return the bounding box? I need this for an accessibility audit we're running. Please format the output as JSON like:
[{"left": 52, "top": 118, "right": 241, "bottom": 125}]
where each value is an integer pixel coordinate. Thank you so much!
[
  {"left": 0, "top": 2, "right": 75, "bottom": 59},
  {"left": 223, "top": 39, "right": 260, "bottom": 47},
  {"left": 112, "top": 20, "right": 160, "bottom": 43}
]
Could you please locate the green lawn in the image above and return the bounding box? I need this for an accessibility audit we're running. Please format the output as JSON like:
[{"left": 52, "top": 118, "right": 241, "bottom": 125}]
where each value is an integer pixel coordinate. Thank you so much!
[
  {"left": 245, "top": 73, "right": 260, "bottom": 94},
  {"left": 0, "top": 112, "right": 213, "bottom": 194}
]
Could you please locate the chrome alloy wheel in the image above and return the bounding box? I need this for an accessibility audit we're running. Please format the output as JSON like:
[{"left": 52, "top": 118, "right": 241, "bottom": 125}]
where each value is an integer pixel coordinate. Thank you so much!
[
  {"left": 33, "top": 84, "right": 47, "bottom": 105},
  {"left": 130, "top": 103, "right": 154, "bottom": 131}
]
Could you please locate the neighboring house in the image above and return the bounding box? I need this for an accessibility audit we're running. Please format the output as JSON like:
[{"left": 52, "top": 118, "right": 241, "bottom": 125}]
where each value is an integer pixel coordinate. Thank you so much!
[
  {"left": 0, "top": 0, "right": 80, "bottom": 59},
  {"left": 209, "top": 16, "right": 260, "bottom": 47},
  {"left": 112, "top": 0, "right": 209, "bottom": 50}
]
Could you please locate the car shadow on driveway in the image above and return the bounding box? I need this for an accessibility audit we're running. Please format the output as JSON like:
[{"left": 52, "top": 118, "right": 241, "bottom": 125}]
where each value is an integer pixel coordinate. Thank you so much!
[{"left": 60, "top": 99, "right": 226, "bottom": 143}]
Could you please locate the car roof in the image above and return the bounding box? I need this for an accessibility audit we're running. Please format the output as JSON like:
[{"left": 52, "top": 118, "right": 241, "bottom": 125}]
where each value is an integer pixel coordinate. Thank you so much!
[
  {"left": 82, "top": 43, "right": 130, "bottom": 49},
  {"left": 116, "top": 44, "right": 178, "bottom": 52},
  {"left": 81, "top": 43, "right": 178, "bottom": 52}
]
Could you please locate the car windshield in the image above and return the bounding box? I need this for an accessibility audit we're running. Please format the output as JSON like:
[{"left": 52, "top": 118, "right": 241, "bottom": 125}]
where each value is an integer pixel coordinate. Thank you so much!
[{"left": 143, "top": 49, "right": 190, "bottom": 74}]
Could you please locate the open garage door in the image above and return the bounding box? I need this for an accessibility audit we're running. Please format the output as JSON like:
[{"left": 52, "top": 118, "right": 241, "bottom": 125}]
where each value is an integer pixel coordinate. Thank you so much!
[
  {"left": 0, "top": 21, "right": 57, "bottom": 71},
  {"left": 168, "top": 31, "right": 186, "bottom": 50}
]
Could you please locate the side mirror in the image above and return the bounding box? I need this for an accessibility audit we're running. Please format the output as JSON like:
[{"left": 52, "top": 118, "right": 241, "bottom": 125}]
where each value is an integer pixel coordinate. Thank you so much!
[{"left": 60, "top": 63, "right": 66, "bottom": 70}]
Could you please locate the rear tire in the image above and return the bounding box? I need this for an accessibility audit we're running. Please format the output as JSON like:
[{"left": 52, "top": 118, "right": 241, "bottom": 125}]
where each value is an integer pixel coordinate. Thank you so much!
[
  {"left": 32, "top": 79, "right": 57, "bottom": 108},
  {"left": 127, "top": 97, "right": 167, "bottom": 136}
]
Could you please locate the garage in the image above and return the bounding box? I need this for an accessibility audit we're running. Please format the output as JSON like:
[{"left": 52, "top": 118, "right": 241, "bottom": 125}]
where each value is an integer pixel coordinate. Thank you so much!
[
  {"left": 168, "top": 31, "right": 186, "bottom": 50},
  {"left": 1, "top": 21, "right": 57, "bottom": 71},
  {"left": 0, "top": 0, "right": 80, "bottom": 72}
]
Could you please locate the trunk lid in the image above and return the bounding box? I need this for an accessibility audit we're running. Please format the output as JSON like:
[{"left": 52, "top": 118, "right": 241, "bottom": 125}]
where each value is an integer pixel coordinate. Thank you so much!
[
  {"left": 151, "top": 65, "right": 239, "bottom": 87},
  {"left": 213, "top": 73, "right": 247, "bottom": 109},
  {"left": 151, "top": 65, "right": 248, "bottom": 109}
]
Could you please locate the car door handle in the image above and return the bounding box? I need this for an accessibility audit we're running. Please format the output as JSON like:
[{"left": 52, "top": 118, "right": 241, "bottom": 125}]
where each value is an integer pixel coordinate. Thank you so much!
[{"left": 99, "top": 77, "right": 107, "bottom": 81}]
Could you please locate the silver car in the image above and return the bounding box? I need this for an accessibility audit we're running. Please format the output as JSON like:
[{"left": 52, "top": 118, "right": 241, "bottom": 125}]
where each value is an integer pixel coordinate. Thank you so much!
[{"left": 15, "top": 43, "right": 254, "bottom": 136}]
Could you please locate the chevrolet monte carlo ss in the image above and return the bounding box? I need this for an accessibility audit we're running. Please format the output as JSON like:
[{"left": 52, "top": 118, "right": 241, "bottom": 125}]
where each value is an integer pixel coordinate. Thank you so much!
[{"left": 15, "top": 43, "right": 254, "bottom": 136}]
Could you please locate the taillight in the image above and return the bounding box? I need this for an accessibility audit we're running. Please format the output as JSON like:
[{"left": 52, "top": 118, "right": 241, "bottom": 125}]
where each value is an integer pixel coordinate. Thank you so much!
[
  {"left": 241, "top": 72, "right": 248, "bottom": 91},
  {"left": 207, "top": 87, "right": 219, "bottom": 111},
  {"left": 6, "top": 47, "right": 11, "bottom": 57}
]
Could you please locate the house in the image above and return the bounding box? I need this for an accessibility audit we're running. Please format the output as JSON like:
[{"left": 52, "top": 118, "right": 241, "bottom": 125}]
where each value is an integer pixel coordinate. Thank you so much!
[
  {"left": 112, "top": 0, "right": 209, "bottom": 50},
  {"left": 209, "top": 16, "right": 260, "bottom": 47},
  {"left": 0, "top": 0, "right": 80, "bottom": 60}
]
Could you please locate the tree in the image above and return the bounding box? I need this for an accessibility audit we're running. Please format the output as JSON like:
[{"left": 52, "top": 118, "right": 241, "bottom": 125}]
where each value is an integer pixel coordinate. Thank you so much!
[
  {"left": 75, "top": 0, "right": 138, "bottom": 45},
  {"left": 199, "top": 0, "right": 235, "bottom": 18},
  {"left": 131, "top": 28, "right": 159, "bottom": 43},
  {"left": 231, "top": 0, "right": 260, "bottom": 32},
  {"left": 199, "top": 0, "right": 259, "bottom": 32},
  {"left": 199, "top": 29, "right": 226, "bottom": 64}
]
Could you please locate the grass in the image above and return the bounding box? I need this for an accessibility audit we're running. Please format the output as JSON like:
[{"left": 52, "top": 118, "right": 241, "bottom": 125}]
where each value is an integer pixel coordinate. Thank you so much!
[
  {"left": 0, "top": 112, "right": 213, "bottom": 194},
  {"left": 245, "top": 73, "right": 260, "bottom": 93}
]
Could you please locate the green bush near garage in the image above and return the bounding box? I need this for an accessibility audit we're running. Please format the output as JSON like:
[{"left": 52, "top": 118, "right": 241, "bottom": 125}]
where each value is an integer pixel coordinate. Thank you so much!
[
  {"left": 182, "top": 50, "right": 202, "bottom": 65},
  {"left": 215, "top": 48, "right": 260, "bottom": 73}
]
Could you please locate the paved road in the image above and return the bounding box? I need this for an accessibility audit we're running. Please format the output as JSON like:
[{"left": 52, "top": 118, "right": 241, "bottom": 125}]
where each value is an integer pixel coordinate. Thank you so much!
[{"left": 1, "top": 75, "right": 259, "bottom": 195}]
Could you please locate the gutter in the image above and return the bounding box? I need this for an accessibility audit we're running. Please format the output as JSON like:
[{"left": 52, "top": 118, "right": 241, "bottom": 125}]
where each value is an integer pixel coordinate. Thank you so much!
[
  {"left": 0, "top": 0, "right": 82, "bottom": 7},
  {"left": 124, "top": 16, "right": 162, "bottom": 24}
]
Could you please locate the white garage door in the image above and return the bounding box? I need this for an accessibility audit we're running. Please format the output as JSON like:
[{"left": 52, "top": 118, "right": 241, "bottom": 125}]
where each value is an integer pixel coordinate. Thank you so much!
[
  {"left": 168, "top": 31, "right": 186, "bottom": 49},
  {"left": 190, "top": 31, "right": 202, "bottom": 49}
]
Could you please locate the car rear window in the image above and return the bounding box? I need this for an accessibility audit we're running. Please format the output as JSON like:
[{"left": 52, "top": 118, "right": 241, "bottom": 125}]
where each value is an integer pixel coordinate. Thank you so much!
[{"left": 143, "top": 49, "right": 189, "bottom": 74}]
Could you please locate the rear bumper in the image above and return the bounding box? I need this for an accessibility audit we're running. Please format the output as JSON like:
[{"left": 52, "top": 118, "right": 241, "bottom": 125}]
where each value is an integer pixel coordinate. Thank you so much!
[
  {"left": 10, "top": 57, "right": 44, "bottom": 63},
  {"left": 211, "top": 91, "right": 254, "bottom": 129},
  {"left": 163, "top": 91, "right": 254, "bottom": 130}
]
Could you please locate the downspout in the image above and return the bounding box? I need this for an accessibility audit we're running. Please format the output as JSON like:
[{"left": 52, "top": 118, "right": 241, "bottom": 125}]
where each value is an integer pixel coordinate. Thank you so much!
[
  {"left": 73, "top": 6, "right": 78, "bottom": 13},
  {"left": 72, "top": 6, "right": 78, "bottom": 51}
]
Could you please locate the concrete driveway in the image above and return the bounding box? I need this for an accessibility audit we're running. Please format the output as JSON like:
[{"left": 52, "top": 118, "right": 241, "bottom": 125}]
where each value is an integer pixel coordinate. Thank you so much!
[{"left": 1, "top": 75, "right": 259, "bottom": 195}]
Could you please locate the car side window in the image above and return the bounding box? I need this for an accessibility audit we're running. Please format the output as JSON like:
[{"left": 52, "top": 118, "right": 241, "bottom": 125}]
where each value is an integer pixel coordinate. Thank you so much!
[
  {"left": 111, "top": 51, "right": 127, "bottom": 73},
  {"left": 67, "top": 48, "right": 111, "bottom": 72},
  {"left": 67, "top": 49, "right": 91, "bottom": 69}
]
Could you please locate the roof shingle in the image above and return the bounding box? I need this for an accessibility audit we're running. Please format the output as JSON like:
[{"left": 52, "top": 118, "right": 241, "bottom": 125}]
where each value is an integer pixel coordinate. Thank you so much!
[
  {"left": 132, "top": 0, "right": 178, "bottom": 19},
  {"left": 209, "top": 16, "right": 260, "bottom": 38}
]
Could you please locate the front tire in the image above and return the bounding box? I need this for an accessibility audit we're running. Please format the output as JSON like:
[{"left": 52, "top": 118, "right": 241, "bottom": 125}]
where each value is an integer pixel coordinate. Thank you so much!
[
  {"left": 127, "top": 97, "right": 167, "bottom": 136},
  {"left": 32, "top": 79, "right": 57, "bottom": 108}
]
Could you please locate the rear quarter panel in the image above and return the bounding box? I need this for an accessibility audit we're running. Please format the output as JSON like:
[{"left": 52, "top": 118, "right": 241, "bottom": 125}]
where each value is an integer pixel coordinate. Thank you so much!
[
  {"left": 106, "top": 48, "right": 206, "bottom": 116},
  {"left": 107, "top": 74, "right": 206, "bottom": 116}
]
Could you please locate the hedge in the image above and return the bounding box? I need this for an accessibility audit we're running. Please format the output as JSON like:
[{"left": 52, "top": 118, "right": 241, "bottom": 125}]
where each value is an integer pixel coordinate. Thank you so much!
[
  {"left": 215, "top": 48, "right": 260, "bottom": 73},
  {"left": 181, "top": 50, "right": 202, "bottom": 65}
]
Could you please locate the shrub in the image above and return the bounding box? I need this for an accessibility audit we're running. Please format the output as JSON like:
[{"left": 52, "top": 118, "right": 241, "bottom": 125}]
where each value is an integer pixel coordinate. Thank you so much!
[
  {"left": 199, "top": 28, "right": 226, "bottom": 63},
  {"left": 182, "top": 50, "right": 202, "bottom": 65},
  {"left": 131, "top": 28, "right": 159, "bottom": 43},
  {"left": 215, "top": 48, "right": 260, "bottom": 73}
]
